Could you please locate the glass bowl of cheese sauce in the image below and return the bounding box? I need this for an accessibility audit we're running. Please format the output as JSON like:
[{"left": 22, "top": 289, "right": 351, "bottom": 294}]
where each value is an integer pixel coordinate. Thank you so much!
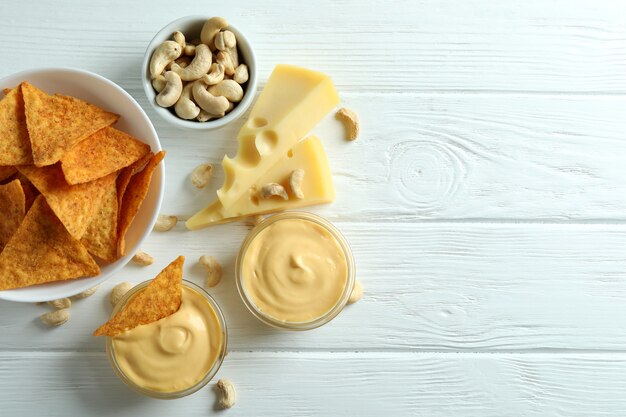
[
  {"left": 106, "top": 280, "right": 227, "bottom": 399},
  {"left": 236, "top": 212, "right": 355, "bottom": 330}
]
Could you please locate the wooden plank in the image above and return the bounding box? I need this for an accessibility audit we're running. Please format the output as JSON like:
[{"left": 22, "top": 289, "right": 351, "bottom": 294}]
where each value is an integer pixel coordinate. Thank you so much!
[
  {"left": 4, "top": 223, "right": 626, "bottom": 351},
  {"left": 141, "top": 93, "right": 626, "bottom": 221},
  {"left": 1, "top": 0, "right": 626, "bottom": 93},
  {"left": 2, "top": 351, "right": 626, "bottom": 416}
]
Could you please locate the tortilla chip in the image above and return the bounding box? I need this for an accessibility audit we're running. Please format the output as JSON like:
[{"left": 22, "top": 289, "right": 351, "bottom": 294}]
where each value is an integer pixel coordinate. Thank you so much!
[
  {"left": 17, "top": 175, "right": 39, "bottom": 212},
  {"left": 2, "top": 88, "right": 11, "bottom": 95},
  {"left": 0, "top": 179, "right": 25, "bottom": 251},
  {"left": 118, "top": 151, "right": 165, "bottom": 255},
  {"left": 0, "top": 196, "right": 100, "bottom": 291},
  {"left": 18, "top": 164, "right": 110, "bottom": 240},
  {"left": 60, "top": 127, "right": 151, "bottom": 185},
  {"left": 0, "top": 85, "right": 32, "bottom": 165},
  {"left": 93, "top": 256, "right": 184, "bottom": 336},
  {"left": 22, "top": 82, "right": 119, "bottom": 167},
  {"left": 0, "top": 166, "right": 16, "bottom": 183},
  {"left": 117, "top": 152, "right": 152, "bottom": 212},
  {"left": 81, "top": 172, "right": 119, "bottom": 262}
]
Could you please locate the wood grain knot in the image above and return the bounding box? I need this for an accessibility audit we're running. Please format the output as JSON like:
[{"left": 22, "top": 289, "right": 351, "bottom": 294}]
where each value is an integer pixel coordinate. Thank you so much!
[{"left": 389, "top": 139, "right": 468, "bottom": 215}]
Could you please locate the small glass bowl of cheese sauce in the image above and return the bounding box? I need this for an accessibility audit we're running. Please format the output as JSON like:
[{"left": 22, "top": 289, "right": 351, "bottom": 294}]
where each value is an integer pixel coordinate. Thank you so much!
[
  {"left": 236, "top": 212, "right": 355, "bottom": 330},
  {"left": 106, "top": 280, "right": 227, "bottom": 399}
]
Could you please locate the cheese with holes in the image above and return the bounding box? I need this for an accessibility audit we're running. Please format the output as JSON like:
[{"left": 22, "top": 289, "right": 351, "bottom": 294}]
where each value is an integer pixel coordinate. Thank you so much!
[
  {"left": 216, "top": 64, "right": 339, "bottom": 210},
  {"left": 186, "top": 136, "right": 334, "bottom": 229}
]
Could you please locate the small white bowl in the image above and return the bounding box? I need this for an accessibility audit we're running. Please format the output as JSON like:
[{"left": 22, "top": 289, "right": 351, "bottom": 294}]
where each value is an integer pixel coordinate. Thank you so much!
[
  {"left": 0, "top": 67, "right": 163, "bottom": 302},
  {"left": 142, "top": 15, "right": 258, "bottom": 130}
]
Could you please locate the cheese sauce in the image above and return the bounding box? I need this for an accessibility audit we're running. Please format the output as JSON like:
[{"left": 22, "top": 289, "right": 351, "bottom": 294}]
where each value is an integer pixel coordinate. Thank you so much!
[
  {"left": 111, "top": 287, "right": 223, "bottom": 393},
  {"left": 241, "top": 218, "right": 349, "bottom": 323}
]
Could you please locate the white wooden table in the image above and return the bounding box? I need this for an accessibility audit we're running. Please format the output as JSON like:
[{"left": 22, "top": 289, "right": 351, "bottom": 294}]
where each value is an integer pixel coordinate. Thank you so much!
[{"left": 2, "top": 0, "right": 626, "bottom": 415}]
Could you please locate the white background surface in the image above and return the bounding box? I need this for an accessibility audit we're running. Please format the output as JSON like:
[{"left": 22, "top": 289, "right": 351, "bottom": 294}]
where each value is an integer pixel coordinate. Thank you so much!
[{"left": 2, "top": 0, "right": 626, "bottom": 415}]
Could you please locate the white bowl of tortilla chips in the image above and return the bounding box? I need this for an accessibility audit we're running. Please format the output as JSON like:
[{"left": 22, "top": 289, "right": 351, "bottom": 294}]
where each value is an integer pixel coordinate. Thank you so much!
[{"left": 0, "top": 68, "right": 164, "bottom": 302}]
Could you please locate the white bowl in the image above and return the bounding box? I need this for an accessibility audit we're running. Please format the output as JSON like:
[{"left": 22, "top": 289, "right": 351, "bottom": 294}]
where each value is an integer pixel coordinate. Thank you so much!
[
  {"left": 0, "top": 68, "right": 163, "bottom": 302},
  {"left": 142, "top": 15, "right": 258, "bottom": 130}
]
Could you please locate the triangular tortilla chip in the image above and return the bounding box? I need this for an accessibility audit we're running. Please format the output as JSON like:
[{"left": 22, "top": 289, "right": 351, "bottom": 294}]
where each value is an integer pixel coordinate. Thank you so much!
[
  {"left": 93, "top": 256, "right": 184, "bottom": 336},
  {"left": 117, "top": 152, "right": 152, "bottom": 212},
  {"left": 60, "top": 127, "right": 151, "bottom": 185},
  {"left": 0, "top": 166, "right": 16, "bottom": 183},
  {"left": 22, "top": 82, "right": 119, "bottom": 167},
  {"left": 18, "top": 164, "right": 110, "bottom": 240},
  {"left": 0, "top": 85, "right": 32, "bottom": 165},
  {"left": 0, "top": 179, "right": 25, "bottom": 251},
  {"left": 0, "top": 196, "right": 100, "bottom": 291},
  {"left": 81, "top": 172, "right": 119, "bottom": 262},
  {"left": 118, "top": 151, "right": 165, "bottom": 255}
]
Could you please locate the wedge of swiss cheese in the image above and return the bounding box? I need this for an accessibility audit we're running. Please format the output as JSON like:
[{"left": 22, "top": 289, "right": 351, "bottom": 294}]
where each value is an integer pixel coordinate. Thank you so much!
[
  {"left": 187, "top": 136, "right": 334, "bottom": 228},
  {"left": 186, "top": 65, "right": 340, "bottom": 230}
]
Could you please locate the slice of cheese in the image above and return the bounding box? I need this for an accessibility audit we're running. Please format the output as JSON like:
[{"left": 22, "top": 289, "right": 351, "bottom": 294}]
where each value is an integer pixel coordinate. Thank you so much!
[
  {"left": 216, "top": 64, "right": 339, "bottom": 210},
  {"left": 186, "top": 136, "right": 334, "bottom": 229}
]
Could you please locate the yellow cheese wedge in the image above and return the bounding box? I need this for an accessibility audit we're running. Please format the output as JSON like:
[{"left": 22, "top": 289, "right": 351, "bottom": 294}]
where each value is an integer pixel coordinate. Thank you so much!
[
  {"left": 186, "top": 136, "right": 334, "bottom": 229},
  {"left": 216, "top": 64, "right": 339, "bottom": 210}
]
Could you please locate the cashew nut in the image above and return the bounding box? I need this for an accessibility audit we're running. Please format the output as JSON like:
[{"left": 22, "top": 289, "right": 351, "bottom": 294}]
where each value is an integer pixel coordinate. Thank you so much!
[
  {"left": 191, "top": 163, "right": 213, "bottom": 188},
  {"left": 192, "top": 80, "right": 230, "bottom": 116},
  {"left": 200, "top": 17, "right": 229, "bottom": 50},
  {"left": 289, "top": 169, "right": 305, "bottom": 199},
  {"left": 260, "top": 183, "right": 288, "bottom": 200},
  {"left": 183, "top": 44, "right": 196, "bottom": 56},
  {"left": 175, "top": 82, "right": 201, "bottom": 120},
  {"left": 149, "top": 40, "right": 182, "bottom": 79},
  {"left": 216, "top": 379, "right": 236, "bottom": 409},
  {"left": 173, "top": 31, "right": 186, "bottom": 48},
  {"left": 167, "top": 56, "right": 192, "bottom": 70},
  {"left": 152, "top": 75, "right": 167, "bottom": 93},
  {"left": 214, "top": 30, "right": 236, "bottom": 51},
  {"left": 155, "top": 214, "right": 177, "bottom": 232},
  {"left": 216, "top": 51, "right": 235, "bottom": 76},
  {"left": 348, "top": 280, "right": 363, "bottom": 304},
  {"left": 155, "top": 71, "right": 183, "bottom": 108},
  {"left": 199, "top": 255, "right": 222, "bottom": 287},
  {"left": 336, "top": 107, "right": 359, "bottom": 141},
  {"left": 233, "top": 64, "right": 249, "bottom": 84},
  {"left": 202, "top": 63, "right": 225, "bottom": 86},
  {"left": 71, "top": 285, "right": 99, "bottom": 300},
  {"left": 48, "top": 298, "right": 71, "bottom": 309},
  {"left": 132, "top": 250, "right": 153, "bottom": 266},
  {"left": 110, "top": 282, "right": 133, "bottom": 306},
  {"left": 40, "top": 309, "right": 70, "bottom": 327},
  {"left": 171, "top": 44, "right": 212, "bottom": 81},
  {"left": 197, "top": 110, "right": 212, "bottom": 122},
  {"left": 208, "top": 79, "right": 243, "bottom": 103}
]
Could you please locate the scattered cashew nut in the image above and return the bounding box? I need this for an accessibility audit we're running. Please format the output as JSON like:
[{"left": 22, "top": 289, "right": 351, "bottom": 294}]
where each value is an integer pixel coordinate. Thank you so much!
[
  {"left": 173, "top": 31, "right": 186, "bottom": 48},
  {"left": 48, "top": 298, "right": 71, "bottom": 309},
  {"left": 233, "top": 64, "right": 249, "bottom": 84},
  {"left": 171, "top": 44, "right": 212, "bottom": 81},
  {"left": 216, "top": 379, "right": 236, "bottom": 409},
  {"left": 289, "top": 169, "right": 305, "bottom": 199},
  {"left": 155, "top": 214, "right": 178, "bottom": 232},
  {"left": 202, "top": 63, "right": 225, "bottom": 86},
  {"left": 260, "top": 183, "right": 288, "bottom": 200},
  {"left": 168, "top": 56, "right": 192, "bottom": 70},
  {"left": 110, "top": 282, "right": 133, "bottom": 306},
  {"left": 200, "top": 17, "right": 229, "bottom": 50},
  {"left": 71, "top": 285, "right": 99, "bottom": 300},
  {"left": 336, "top": 107, "right": 359, "bottom": 141},
  {"left": 199, "top": 255, "right": 222, "bottom": 288},
  {"left": 155, "top": 71, "right": 183, "bottom": 108},
  {"left": 191, "top": 163, "right": 213, "bottom": 188},
  {"left": 215, "top": 30, "right": 238, "bottom": 68},
  {"left": 192, "top": 80, "right": 230, "bottom": 116},
  {"left": 208, "top": 79, "right": 244, "bottom": 102},
  {"left": 132, "top": 250, "right": 154, "bottom": 266},
  {"left": 149, "top": 40, "right": 182, "bottom": 79},
  {"left": 175, "top": 82, "right": 201, "bottom": 120},
  {"left": 40, "top": 309, "right": 70, "bottom": 327},
  {"left": 183, "top": 44, "right": 196, "bottom": 56},
  {"left": 197, "top": 110, "right": 213, "bottom": 122},
  {"left": 348, "top": 281, "right": 363, "bottom": 304}
]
